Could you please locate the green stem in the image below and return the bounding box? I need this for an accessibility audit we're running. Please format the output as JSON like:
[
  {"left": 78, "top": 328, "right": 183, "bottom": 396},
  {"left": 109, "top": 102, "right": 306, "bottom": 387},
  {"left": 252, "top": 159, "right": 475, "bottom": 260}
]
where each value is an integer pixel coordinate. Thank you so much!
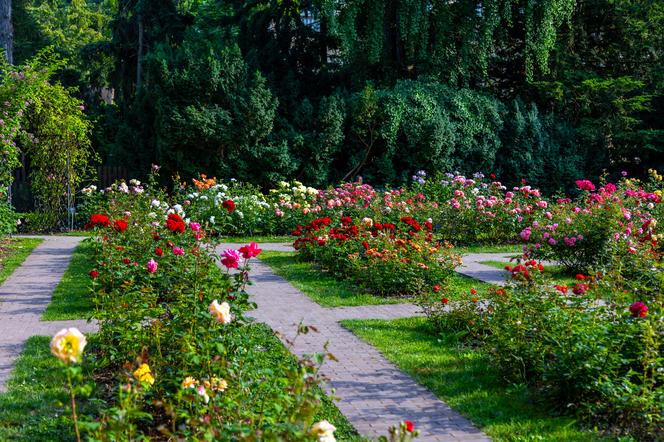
[{"left": 67, "top": 370, "right": 81, "bottom": 442}]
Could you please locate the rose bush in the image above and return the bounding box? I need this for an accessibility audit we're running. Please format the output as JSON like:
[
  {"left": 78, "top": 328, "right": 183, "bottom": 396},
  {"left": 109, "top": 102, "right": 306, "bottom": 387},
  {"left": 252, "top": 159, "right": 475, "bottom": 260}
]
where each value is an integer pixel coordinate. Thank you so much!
[
  {"left": 64, "top": 173, "right": 361, "bottom": 441},
  {"left": 421, "top": 258, "right": 663, "bottom": 440},
  {"left": 292, "top": 215, "right": 461, "bottom": 297}
]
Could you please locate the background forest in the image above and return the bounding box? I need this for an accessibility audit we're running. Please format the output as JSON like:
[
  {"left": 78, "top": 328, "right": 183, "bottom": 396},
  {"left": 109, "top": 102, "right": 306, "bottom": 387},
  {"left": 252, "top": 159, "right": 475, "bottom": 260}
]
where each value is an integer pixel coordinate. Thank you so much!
[{"left": 7, "top": 0, "right": 664, "bottom": 193}]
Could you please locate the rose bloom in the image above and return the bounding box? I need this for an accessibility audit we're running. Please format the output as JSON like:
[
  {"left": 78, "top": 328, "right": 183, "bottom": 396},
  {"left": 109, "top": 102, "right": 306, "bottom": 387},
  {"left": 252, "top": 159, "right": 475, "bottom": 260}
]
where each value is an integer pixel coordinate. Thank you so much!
[
  {"left": 238, "top": 242, "right": 262, "bottom": 259},
  {"left": 189, "top": 222, "right": 201, "bottom": 232},
  {"left": 113, "top": 219, "right": 128, "bottom": 232},
  {"left": 209, "top": 300, "right": 232, "bottom": 324},
  {"left": 89, "top": 269, "right": 99, "bottom": 279},
  {"left": 311, "top": 420, "right": 336, "bottom": 442},
  {"left": 222, "top": 199, "right": 235, "bottom": 213},
  {"left": 404, "top": 420, "right": 415, "bottom": 433},
  {"left": 361, "top": 217, "right": 373, "bottom": 228},
  {"left": 221, "top": 249, "right": 241, "bottom": 269},
  {"left": 133, "top": 363, "right": 155, "bottom": 385},
  {"left": 147, "top": 258, "right": 158, "bottom": 273},
  {"left": 155, "top": 247, "right": 163, "bottom": 256},
  {"left": 172, "top": 247, "right": 185, "bottom": 256},
  {"left": 629, "top": 301, "right": 648, "bottom": 318},
  {"left": 51, "top": 327, "right": 87, "bottom": 364}
]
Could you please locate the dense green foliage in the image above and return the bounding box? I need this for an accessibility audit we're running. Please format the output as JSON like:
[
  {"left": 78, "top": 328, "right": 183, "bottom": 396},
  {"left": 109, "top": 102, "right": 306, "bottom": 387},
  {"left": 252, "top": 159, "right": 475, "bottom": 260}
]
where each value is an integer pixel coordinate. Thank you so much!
[{"left": 10, "top": 0, "right": 664, "bottom": 191}]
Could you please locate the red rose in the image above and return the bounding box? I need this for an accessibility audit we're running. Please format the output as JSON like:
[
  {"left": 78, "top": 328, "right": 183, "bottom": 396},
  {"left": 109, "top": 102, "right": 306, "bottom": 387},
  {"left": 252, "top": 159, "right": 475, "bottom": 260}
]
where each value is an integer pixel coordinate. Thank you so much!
[
  {"left": 470, "top": 288, "right": 477, "bottom": 295},
  {"left": 222, "top": 200, "right": 235, "bottom": 213},
  {"left": 404, "top": 420, "right": 414, "bottom": 433},
  {"left": 155, "top": 247, "right": 163, "bottom": 256},
  {"left": 89, "top": 270, "right": 99, "bottom": 279},
  {"left": 433, "top": 284, "right": 442, "bottom": 292},
  {"left": 490, "top": 173, "right": 496, "bottom": 179},
  {"left": 362, "top": 241, "right": 370, "bottom": 250},
  {"left": 629, "top": 301, "right": 648, "bottom": 318},
  {"left": 441, "top": 297, "right": 449, "bottom": 304},
  {"left": 113, "top": 219, "right": 128, "bottom": 232},
  {"left": 122, "top": 258, "right": 131, "bottom": 265},
  {"left": 166, "top": 213, "right": 186, "bottom": 233},
  {"left": 86, "top": 213, "right": 110, "bottom": 229},
  {"left": 575, "top": 274, "right": 586, "bottom": 281}
]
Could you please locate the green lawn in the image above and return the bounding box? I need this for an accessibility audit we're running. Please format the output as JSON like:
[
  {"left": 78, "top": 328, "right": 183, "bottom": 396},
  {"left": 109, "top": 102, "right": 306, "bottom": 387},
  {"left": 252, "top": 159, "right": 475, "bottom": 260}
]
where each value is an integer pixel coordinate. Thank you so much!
[
  {"left": 0, "top": 237, "right": 43, "bottom": 285},
  {"left": 452, "top": 244, "right": 522, "bottom": 255},
  {"left": 42, "top": 240, "right": 96, "bottom": 320},
  {"left": 0, "top": 336, "right": 90, "bottom": 441},
  {"left": 342, "top": 317, "right": 610, "bottom": 442},
  {"left": 221, "top": 235, "right": 293, "bottom": 244},
  {"left": 259, "top": 250, "right": 410, "bottom": 307},
  {"left": 259, "top": 250, "right": 495, "bottom": 306},
  {"left": 480, "top": 260, "right": 578, "bottom": 285}
]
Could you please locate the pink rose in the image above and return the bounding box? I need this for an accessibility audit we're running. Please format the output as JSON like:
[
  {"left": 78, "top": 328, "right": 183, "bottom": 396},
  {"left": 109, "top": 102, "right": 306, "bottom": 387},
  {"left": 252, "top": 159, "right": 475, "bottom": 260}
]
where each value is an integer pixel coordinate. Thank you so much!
[
  {"left": 173, "top": 247, "right": 185, "bottom": 256},
  {"left": 147, "top": 259, "right": 158, "bottom": 273},
  {"left": 189, "top": 222, "right": 201, "bottom": 232},
  {"left": 221, "top": 249, "right": 241, "bottom": 269}
]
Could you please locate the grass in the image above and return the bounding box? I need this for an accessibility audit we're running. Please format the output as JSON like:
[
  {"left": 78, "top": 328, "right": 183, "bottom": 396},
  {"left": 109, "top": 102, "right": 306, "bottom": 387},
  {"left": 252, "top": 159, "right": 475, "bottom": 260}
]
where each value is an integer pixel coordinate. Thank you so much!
[
  {"left": 480, "top": 260, "right": 578, "bottom": 285},
  {"left": 0, "top": 336, "right": 91, "bottom": 441},
  {"left": 260, "top": 250, "right": 496, "bottom": 306},
  {"left": 342, "top": 317, "right": 610, "bottom": 442},
  {"left": 0, "top": 237, "right": 43, "bottom": 285},
  {"left": 259, "top": 250, "right": 410, "bottom": 307},
  {"left": 42, "top": 240, "right": 96, "bottom": 320},
  {"left": 55, "top": 231, "right": 95, "bottom": 237},
  {"left": 220, "top": 235, "right": 293, "bottom": 244}
]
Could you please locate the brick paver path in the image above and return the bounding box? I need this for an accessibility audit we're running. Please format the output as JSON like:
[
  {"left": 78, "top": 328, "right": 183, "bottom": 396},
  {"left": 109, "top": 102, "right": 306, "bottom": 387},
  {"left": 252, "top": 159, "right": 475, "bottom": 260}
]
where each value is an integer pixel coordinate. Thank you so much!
[
  {"left": 219, "top": 243, "right": 492, "bottom": 442},
  {"left": 0, "top": 236, "right": 98, "bottom": 392}
]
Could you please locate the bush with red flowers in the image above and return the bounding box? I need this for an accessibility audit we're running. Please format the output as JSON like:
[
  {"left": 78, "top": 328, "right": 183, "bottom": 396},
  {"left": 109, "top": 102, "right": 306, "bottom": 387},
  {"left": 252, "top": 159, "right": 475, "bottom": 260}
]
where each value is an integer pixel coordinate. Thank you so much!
[
  {"left": 424, "top": 257, "right": 662, "bottom": 439},
  {"left": 293, "top": 215, "right": 460, "bottom": 297}
]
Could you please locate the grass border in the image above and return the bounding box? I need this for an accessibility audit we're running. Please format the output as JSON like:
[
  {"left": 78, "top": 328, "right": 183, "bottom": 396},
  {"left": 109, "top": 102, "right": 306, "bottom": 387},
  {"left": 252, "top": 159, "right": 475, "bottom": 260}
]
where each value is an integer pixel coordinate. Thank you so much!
[{"left": 0, "top": 237, "right": 43, "bottom": 286}]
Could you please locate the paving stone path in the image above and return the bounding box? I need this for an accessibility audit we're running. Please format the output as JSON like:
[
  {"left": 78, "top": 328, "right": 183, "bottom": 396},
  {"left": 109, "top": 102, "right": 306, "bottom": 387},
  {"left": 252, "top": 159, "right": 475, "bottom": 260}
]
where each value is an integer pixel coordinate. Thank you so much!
[
  {"left": 0, "top": 235, "right": 98, "bottom": 392},
  {"left": 219, "top": 242, "right": 495, "bottom": 441}
]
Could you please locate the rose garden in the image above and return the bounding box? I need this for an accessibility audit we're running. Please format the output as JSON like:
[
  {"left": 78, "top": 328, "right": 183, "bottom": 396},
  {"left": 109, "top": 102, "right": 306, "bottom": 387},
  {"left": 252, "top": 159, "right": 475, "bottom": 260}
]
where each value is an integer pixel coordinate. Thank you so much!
[{"left": 0, "top": 1, "right": 662, "bottom": 441}]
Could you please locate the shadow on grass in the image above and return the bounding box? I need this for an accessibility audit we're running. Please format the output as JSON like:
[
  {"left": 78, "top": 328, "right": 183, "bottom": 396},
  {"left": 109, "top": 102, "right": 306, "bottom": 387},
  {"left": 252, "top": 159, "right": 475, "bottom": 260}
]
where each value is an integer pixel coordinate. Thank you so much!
[
  {"left": 342, "top": 317, "right": 610, "bottom": 442},
  {"left": 42, "top": 240, "right": 96, "bottom": 321},
  {"left": 259, "top": 251, "right": 410, "bottom": 307}
]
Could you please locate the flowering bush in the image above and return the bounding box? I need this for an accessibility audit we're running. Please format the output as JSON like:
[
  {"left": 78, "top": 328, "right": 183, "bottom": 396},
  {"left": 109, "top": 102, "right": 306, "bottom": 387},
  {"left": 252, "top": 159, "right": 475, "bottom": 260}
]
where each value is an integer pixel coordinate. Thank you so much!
[
  {"left": 63, "top": 174, "right": 361, "bottom": 440},
  {"left": 519, "top": 172, "right": 662, "bottom": 271},
  {"left": 293, "top": 215, "right": 460, "bottom": 297},
  {"left": 423, "top": 258, "right": 663, "bottom": 440}
]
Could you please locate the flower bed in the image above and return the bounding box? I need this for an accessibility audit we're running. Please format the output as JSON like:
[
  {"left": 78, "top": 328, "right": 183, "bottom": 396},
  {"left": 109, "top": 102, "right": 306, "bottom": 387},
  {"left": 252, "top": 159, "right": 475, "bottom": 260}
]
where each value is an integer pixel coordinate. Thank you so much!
[
  {"left": 48, "top": 176, "right": 420, "bottom": 441},
  {"left": 292, "top": 215, "right": 461, "bottom": 298},
  {"left": 420, "top": 259, "right": 663, "bottom": 440}
]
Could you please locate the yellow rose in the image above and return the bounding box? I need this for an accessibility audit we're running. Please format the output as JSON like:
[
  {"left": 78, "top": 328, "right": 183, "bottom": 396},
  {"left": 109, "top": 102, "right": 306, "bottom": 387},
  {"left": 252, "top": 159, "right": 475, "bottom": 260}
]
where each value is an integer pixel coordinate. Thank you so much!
[
  {"left": 133, "top": 363, "right": 155, "bottom": 385},
  {"left": 209, "top": 300, "right": 232, "bottom": 324},
  {"left": 311, "top": 420, "right": 336, "bottom": 442},
  {"left": 210, "top": 377, "right": 228, "bottom": 392},
  {"left": 182, "top": 376, "right": 197, "bottom": 389},
  {"left": 50, "top": 327, "right": 87, "bottom": 364}
]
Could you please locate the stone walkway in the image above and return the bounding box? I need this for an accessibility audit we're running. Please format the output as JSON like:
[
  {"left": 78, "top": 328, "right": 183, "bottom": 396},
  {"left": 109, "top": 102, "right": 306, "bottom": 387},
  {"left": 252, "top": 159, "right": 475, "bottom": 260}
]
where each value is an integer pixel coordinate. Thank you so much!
[
  {"left": 0, "top": 236, "right": 98, "bottom": 392},
  {"left": 220, "top": 242, "right": 492, "bottom": 442}
]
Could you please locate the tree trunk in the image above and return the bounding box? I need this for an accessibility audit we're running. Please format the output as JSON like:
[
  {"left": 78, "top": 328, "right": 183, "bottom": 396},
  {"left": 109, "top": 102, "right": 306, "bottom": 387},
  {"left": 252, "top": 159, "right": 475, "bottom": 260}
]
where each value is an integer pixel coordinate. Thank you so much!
[
  {"left": 0, "top": 0, "right": 12, "bottom": 64},
  {"left": 136, "top": 14, "right": 143, "bottom": 91}
]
